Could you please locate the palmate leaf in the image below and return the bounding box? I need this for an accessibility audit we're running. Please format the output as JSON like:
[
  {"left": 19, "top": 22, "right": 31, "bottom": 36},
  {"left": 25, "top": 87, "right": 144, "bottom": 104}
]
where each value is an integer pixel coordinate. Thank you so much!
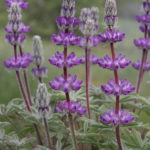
[{"left": 122, "top": 129, "right": 145, "bottom": 149}]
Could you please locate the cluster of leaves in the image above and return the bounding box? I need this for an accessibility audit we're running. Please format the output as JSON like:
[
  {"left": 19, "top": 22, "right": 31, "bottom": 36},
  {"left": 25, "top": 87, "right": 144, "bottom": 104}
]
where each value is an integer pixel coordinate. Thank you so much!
[{"left": 0, "top": 86, "right": 150, "bottom": 149}]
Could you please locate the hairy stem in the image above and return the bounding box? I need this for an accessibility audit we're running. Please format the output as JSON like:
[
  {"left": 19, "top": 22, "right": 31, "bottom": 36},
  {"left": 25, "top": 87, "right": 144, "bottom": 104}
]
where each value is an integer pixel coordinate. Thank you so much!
[
  {"left": 115, "top": 126, "right": 122, "bottom": 150},
  {"left": 14, "top": 46, "right": 43, "bottom": 146},
  {"left": 110, "top": 43, "right": 122, "bottom": 150},
  {"left": 37, "top": 64, "right": 43, "bottom": 83},
  {"left": 43, "top": 117, "right": 54, "bottom": 150},
  {"left": 16, "top": 71, "right": 31, "bottom": 112},
  {"left": 85, "top": 47, "right": 91, "bottom": 119},
  {"left": 68, "top": 113, "right": 78, "bottom": 150},
  {"left": 136, "top": 24, "right": 148, "bottom": 93},
  {"left": 63, "top": 46, "right": 70, "bottom": 102},
  {"left": 33, "top": 123, "right": 44, "bottom": 146},
  {"left": 19, "top": 46, "right": 33, "bottom": 106}
]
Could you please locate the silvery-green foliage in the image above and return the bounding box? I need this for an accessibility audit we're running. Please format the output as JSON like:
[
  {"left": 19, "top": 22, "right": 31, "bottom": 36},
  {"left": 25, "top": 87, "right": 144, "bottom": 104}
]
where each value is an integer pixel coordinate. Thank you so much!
[{"left": 0, "top": 86, "right": 150, "bottom": 149}]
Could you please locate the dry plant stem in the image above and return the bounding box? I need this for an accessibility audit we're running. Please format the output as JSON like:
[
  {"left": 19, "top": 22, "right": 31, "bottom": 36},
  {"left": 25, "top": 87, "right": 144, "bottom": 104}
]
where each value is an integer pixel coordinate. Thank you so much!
[
  {"left": 68, "top": 113, "right": 78, "bottom": 150},
  {"left": 110, "top": 43, "right": 122, "bottom": 150},
  {"left": 19, "top": 46, "right": 32, "bottom": 106},
  {"left": 85, "top": 46, "right": 91, "bottom": 119},
  {"left": 136, "top": 24, "right": 148, "bottom": 94},
  {"left": 43, "top": 117, "right": 54, "bottom": 150}
]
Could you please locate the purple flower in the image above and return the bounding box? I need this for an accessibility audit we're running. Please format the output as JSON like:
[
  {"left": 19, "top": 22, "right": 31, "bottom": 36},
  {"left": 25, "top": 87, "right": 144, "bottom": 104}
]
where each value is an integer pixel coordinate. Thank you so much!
[
  {"left": 139, "top": 25, "right": 150, "bottom": 33},
  {"left": 101, "top": 79, "right": 135, "bottom": 96},
  {"left": 4, "top": 53, "right": 33, "bottom": 70},
  {"left": 38, "top": 106, "right": 50, "bottom": 113},
  {"left": 51, "top": 32, "right": 78, "bottom": 46},
  {"left": 56, "top": 100, "right": 86, "bottom": 115},
  {"left": 132, "top": 61, "right": 150, "bottom": 71},
  {"left": 100, "top": 109, "right": 134, "bottom": 125},
  {"left": 49, "top": 74, "right": 82, "bottom": 93},
  {"left": 136, "top": 15, "right": 150, "bottom": 24},
  {"left": 6, "top": 0, "right": 29, "bottom": 9},
  {"left": 98, "top": 54, "right": 131, "bottom": 70},
  {"left": 104, "top": 15, "right": 118, "bottom": 27},
  {"left": 49, "top": 51, "right": 81, "bottom": 68},
  {"left": 134, "top": 38, "right": 150, "bottom": 50},
  {"left": 77, "top": 36, "right": 100, "bottom": 48},
  {"left": 5, "top": 24, "right": 30, "bottom": 33},
  {"left": 32, "top": 67, "right": 48, "bottom": 78},
  {"left": 6, "top": 33, "right": 26, "bottom": 46},
  {"left": 99, "top": 30, "right": 125, "bottom": 43},
  {"left": 56, "top": 16, "right": 80, "bottom": 31},
  {"left": 80, "top": 55, "right": 100, "bottom": 64}
]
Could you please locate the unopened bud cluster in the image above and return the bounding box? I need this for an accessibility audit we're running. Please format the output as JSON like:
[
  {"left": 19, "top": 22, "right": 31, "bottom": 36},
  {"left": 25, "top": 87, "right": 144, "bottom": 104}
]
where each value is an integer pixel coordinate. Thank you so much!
[
  {"left": 32, "top": 36, "right": 44, "bottom": 66},
  {"left": 32, "top": 36, "right": 47, "bottom": 80},
  {"left": 143, "top": 0, "right": 150, "bottom": 13},
  {"left": 80, "top": 7, "right": 99, "bottom": 36},
  {"left": 61, "top": 0, "right": 76, "bottom": 18},
  {"left": 104, "top": 0, "right": 118, "bottom": 28},
  {"left": 35, "top": 83, "right": 51, "bottom": 118},
  {"left": 5, "top": 2, "right": 30, "bottom": 46}
]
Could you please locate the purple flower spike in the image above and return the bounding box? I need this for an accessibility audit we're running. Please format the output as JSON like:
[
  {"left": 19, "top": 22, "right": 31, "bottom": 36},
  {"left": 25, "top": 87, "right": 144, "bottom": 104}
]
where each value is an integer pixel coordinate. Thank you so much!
[
  {"left": 80, "top": 55, "right": 100, "bottom": 64},
  {"left": 56, "top": 100, "right": 86, "bottom": 115},
  {"left": 100, "top": 109, "right": 134, "bottom": 125},
  {"left": 98, "top": 54, "right": 131, "bottom": 70},
  {"left": 139, "top": 25, "right": 150, "bottom": 33},
  {"left": 101, "top": 79, "right": 135, "bottom": 96},
  {"left": 6, "top": 33, "right": 26, "bottom": 46},
  {"left": 99, "top": 30, "right": 125, "bottom": 43},
  {"left": 77, "top": 36, "right": 100, "bottom": 48},
  {"left": 6, "top": 0, "right": 29, "bottom": 8},
  {"left": 56, "top": 16, "right": 80, "bottom": 31},
  {"left": 49, "top": 51, "right": 81, "bottom": 68},
  {"left": 51, "top": 32, "right": 77, "bottom": 46},
  {"left": 49, "top": 74, "right": 82, "bottom": 93},
  {"left": 134, "top": 38, "right": 150, "bottom": 50},
  {"left": 4, "top": 53, "right": 33, "bottom": 70},
  {"left": 136, "top": 15, "right": 150, "bottom": 24},
  {"left": 132, "top": 61, "right": 150, "bottom": 71},
  {"left": 32, "top": 67, "right": 48, "bottom": 78}
]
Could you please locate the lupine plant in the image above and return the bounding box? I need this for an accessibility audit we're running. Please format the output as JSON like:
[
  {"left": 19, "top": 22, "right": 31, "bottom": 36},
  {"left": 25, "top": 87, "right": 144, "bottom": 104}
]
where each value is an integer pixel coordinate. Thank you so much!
[{"left": 1, "top": 0, "right": 150, "bottom": 150}]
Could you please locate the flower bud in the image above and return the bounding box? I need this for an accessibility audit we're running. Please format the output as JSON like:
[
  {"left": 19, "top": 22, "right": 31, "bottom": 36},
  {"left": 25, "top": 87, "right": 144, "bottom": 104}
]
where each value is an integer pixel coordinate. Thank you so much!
[
  {"left": 7, "top": 3, "right": 22, "bottom": 32},
  {"left": 143, "top": 0, "right": 150, "bottom": 13},
  {"left": 35, "top": 83, "right": 51, "bottom": 118},
  {"left": 61, "top": 0, "right": 76, "bottom": 18},
  {"left": 91, "top": 7, "right": 99, "bottom": 27},
  {"left": 105, "top": 0, "right": 117, "bottom": 16},
  {"left": 32, "top": 35, "right": 44, "bottom": 66},
  {"left": 104, "top": 0, "right": 118, "bottom": 28},
  {"left": 80, "top": 7, "right": 99, "bottom": 36},
  {"left": 84, "top": 19, "right": 95, "bottom": 36},
  {"left": 91, "top": 7, "right": 99, "bottom": 34}
]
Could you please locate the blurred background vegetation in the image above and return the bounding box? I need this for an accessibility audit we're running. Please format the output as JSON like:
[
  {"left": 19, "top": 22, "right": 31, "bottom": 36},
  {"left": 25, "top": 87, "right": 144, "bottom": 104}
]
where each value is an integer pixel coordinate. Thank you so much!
[{"left": 0, "top": 0, "right": 150, "bottom": 104}]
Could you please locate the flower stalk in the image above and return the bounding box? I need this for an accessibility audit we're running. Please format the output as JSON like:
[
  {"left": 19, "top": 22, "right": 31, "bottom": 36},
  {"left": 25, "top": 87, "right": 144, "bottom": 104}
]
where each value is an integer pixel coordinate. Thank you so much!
[
  {"left": 85, "top": 46, "right": 91, "bottom": 119},
  {"left": 68, "top": 113, "right": 78, "bottom": 150},
  {"left": 136, "top": 25, "right": 148, "bottom": 93},
  {"left": 99, "top": 1, "right": 135, "bottom": 150},
  {"left": 43, "top": 117, "right": 54, "bottom": 150}
]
